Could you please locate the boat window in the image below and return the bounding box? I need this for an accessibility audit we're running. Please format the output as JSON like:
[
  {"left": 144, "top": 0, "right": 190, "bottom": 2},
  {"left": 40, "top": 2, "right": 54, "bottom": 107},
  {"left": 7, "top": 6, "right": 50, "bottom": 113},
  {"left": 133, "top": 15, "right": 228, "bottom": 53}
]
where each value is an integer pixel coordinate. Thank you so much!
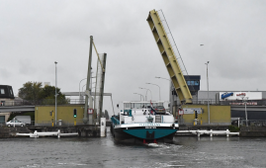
[
  {"left": 124, "top": 103, "right": 131, "bottom": 109},
  {"left": 153, "top": 103, "right": 163, "bottom": 107},
  {"left": 135, "top": 103, "right": 142, "bottom": 109}
]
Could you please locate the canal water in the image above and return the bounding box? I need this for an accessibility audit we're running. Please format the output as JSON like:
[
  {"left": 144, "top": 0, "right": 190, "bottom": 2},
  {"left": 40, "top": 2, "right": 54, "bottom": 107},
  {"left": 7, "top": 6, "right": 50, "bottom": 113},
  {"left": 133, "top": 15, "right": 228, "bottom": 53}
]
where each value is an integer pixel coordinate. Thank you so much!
[{"left": 1, "top": 128, "right": 266, "bottom": 168}]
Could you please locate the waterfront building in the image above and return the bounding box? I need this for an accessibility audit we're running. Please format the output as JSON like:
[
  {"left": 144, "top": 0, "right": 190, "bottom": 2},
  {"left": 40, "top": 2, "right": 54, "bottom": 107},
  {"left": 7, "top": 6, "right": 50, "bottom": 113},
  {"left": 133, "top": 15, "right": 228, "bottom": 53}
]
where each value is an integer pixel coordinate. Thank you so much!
[
  {"left": 169, "top": 76, "right": 266, "bottom": 126},
  {"left": 0, "top": 85, "right": 15, "bottom": 124}
]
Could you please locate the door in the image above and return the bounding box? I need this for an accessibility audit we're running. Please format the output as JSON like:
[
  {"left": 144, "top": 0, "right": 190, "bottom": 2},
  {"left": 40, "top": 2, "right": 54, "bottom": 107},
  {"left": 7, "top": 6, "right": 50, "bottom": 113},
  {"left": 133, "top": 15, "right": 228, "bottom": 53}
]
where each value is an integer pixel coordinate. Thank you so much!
[{"left": 0, "top": 116, "right": 5, "bottom": 125}]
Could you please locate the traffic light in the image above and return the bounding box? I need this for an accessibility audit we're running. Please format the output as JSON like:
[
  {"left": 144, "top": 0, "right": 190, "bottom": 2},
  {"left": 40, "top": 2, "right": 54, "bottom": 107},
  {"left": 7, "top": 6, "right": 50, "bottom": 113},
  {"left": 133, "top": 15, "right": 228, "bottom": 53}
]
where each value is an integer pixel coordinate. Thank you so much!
[
  {"left": 73, "top": 109, "right": 77, "bottom": 118},
  {"left": 194, "top": 110, "right": 198, "bottom": 119}
]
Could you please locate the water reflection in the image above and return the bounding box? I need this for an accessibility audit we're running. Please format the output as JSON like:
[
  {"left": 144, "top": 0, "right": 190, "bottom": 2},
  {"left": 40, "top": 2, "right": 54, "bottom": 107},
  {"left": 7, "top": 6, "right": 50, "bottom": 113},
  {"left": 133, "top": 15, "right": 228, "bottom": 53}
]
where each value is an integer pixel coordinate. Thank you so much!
[{"left": 1, "top": 130, "right": 266, "bottom": 168}]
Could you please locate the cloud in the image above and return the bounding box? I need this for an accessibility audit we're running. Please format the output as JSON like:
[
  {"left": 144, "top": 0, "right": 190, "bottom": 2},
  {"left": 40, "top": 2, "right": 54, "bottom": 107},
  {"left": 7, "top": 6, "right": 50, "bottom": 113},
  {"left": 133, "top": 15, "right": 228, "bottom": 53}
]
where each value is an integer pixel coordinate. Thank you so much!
[
  {"left": 1, "top": 0, "right": 266, "bottom": 111},
  {"left": 0, "top": 68, "right": 11, "bottom": 80}
]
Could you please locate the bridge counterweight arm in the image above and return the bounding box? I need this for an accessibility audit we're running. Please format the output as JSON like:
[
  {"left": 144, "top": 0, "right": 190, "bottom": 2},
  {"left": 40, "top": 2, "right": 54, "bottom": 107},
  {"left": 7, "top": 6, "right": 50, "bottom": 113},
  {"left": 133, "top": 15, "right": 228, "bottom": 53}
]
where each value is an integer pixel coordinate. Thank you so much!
[{"left": 147, "top": 9, "right": 192, "bottom": 104}]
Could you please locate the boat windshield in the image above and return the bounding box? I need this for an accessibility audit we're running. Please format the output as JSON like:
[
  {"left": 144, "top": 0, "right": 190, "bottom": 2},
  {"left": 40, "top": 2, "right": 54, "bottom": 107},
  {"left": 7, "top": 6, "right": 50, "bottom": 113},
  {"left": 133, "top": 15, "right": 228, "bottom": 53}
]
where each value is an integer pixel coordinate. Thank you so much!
[
  {"left": 132, "top": 103, "right": 150, "bottom": 109},
  {"left": 123, "top": 102, "right": 164, "bottom": 110},
  {"left": 124, "top": 103, "right": 131, "bottom": 109}
]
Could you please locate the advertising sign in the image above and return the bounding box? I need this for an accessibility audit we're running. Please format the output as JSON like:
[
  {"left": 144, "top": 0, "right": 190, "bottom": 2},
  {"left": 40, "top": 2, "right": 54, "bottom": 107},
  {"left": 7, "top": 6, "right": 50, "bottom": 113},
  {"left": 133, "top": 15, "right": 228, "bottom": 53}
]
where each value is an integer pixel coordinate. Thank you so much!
[
  {"left": 219, "top": 92, "right": 262, "bottom": 101},
  {"left": 183, "top": 108, "right": 202, "bottom": 115}
]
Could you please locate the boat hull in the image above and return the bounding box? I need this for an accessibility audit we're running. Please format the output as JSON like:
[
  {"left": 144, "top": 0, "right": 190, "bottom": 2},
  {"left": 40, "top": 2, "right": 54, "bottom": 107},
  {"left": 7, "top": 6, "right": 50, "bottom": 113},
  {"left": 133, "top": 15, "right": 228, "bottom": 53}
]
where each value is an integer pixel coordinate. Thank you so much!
[{"left": 111, "top": 123, "right": 178, "bottom": 143}]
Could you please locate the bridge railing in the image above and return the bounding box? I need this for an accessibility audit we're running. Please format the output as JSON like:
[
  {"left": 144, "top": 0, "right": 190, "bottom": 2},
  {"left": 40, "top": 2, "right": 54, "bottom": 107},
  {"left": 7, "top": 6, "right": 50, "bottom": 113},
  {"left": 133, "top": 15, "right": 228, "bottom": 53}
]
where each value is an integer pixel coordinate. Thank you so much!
[{"left": 1, "top": 99, "right": 85, "bottom": 106}]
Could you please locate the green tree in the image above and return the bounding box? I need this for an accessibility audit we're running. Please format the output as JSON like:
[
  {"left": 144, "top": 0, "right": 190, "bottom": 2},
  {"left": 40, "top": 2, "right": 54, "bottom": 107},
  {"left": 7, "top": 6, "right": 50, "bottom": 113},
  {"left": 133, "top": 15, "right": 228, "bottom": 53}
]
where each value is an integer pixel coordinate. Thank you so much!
[
  {"left": 18, "top": 82, "right": 68, "bottom": 105},
  {"left": 40, "top": 85, "right": 68, "bottom": 105},
  {"left": 18, "top": 82, "right": 43, "bottom": 104}
]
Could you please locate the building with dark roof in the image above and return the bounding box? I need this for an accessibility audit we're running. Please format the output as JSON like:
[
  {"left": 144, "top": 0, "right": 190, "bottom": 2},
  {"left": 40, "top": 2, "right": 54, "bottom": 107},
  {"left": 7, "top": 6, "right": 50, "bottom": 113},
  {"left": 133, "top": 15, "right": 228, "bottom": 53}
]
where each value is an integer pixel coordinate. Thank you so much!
[{"left": 0, "top": 85, "right": 15, "bottom": 124}]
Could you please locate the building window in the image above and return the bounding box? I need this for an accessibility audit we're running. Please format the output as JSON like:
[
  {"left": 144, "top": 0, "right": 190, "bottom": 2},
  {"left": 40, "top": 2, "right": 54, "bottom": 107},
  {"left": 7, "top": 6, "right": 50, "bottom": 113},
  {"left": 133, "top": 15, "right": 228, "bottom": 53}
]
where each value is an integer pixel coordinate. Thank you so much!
[
  {"left": 0, "top": 89, "right": 5, "bottom": 94},
  {"left": 187, "top": 80, "right": 200, "bottom": 86}
]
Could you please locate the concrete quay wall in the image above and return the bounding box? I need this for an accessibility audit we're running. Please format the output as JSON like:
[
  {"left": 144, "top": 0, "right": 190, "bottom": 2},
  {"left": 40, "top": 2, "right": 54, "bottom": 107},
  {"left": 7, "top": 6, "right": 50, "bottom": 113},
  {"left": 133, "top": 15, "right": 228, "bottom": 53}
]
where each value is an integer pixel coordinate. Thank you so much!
[
  {"left": 240, "top": 126, "right": 266, "bottom": 136},
  {"left": 0, "top": 127, "right": 31, "bottom": 138},
  {"left": 0, "top": 125, "right": 101, "bottom": 138}
]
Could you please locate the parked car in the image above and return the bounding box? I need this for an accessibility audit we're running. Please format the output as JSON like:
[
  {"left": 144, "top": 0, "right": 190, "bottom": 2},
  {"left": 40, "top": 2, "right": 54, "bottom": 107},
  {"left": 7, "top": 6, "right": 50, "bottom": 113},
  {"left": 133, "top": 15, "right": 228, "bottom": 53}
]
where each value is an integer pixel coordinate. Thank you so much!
[
  {"left": 6, "top": 119, "right": 26, "bottom": 127},
  {"left": 154, "top": 106, "right": 166, "bottom": 114},
  {"left": 14, "top": 115, "right": 31, "bottom": 125}
]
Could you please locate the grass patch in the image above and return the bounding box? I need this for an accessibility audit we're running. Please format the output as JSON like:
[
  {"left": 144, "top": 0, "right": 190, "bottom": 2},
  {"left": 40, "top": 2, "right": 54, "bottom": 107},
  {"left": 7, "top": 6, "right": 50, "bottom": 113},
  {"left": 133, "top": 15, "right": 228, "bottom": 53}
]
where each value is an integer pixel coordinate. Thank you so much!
[{"left": 228, "top": 125, "right": 240, "bottom": 132}]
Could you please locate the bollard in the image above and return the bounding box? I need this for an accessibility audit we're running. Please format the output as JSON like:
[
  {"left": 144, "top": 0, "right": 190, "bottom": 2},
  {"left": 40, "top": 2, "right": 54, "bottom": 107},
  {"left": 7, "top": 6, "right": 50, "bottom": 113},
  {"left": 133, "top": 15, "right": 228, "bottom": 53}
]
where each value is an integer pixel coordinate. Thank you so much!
[
  {"left": 210, "top": 129, "right": 213, "bottom": 137},
  {"left": 197, "top": 130, "right": 200, "bottom": 137},
  {"left": 226, "top": 129, "right": 229, "bottom": 137},
  {"left": 57, "top": 130, "right": 60, "bottom": 139},
  {"left": 100, "top": 118, "right": 106, "bottom": 137}
]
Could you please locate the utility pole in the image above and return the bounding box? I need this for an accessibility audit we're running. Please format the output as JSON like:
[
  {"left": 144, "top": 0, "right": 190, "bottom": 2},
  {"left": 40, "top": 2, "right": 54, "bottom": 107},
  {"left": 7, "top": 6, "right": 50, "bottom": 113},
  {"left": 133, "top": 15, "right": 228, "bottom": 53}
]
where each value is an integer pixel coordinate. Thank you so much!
[
  {"left": 205, "top": 61, "right": 210, "bottom": 124},
  {"left": 54, "top": 61, "right": 58, "bottom": 126}
]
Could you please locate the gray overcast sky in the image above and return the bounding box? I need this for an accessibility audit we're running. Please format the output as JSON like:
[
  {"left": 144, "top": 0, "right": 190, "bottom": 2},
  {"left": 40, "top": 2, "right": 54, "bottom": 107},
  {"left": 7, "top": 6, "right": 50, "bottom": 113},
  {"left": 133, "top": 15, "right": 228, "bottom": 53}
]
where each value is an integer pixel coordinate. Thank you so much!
[{"left": 1, "top": 0, "right": 266, "bottom": 112}]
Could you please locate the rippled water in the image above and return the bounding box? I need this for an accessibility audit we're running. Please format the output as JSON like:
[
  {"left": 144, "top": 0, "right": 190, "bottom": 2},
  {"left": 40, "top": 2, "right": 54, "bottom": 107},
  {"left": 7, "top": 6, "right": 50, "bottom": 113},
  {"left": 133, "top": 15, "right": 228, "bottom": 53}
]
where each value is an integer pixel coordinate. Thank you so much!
[{"left": 1, "top": 128, "right": 266, "bottom": 168}]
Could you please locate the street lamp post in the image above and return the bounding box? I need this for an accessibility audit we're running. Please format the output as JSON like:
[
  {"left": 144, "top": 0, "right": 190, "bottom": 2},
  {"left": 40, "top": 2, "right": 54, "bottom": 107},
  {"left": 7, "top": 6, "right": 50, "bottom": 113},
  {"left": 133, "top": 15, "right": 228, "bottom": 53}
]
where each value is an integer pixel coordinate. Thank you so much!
[
  {"left": 205, "top": 61, "right": 210, "bottom": 124},
  {"left": 82, "top": 83, "right": 87, "bottom": 92},
  {"left": 139, "top": 87, "right": 152, "bottom": 101},
  {"left": 244, "top": 98, "right": 249, "bottom": 127},
  {"left": 156, "top": 76, "right": 178, "bottom": 120},
  {"left": 79, "top": 78, "right": 87, "bottom": 102},
  {"left": 239, "top": 95, "right": 249, "bottom": 127},
  {"left": 155, "top": 76, "right": 171, "bottom": 81},
  {"left": 54, "top": 61, "right": 58, "bottom": 126},
  {"left": 133, "top": 93, "right": 144, "bottom": 101},
  {"left": 146, "top": 83, "right": 161, "bottom": 101},
  {"left": 155, "top": 76, "right": 172, "bottom": 101},
  {"left": 79, "top": 75, "right": 96, "bottom": 103}
]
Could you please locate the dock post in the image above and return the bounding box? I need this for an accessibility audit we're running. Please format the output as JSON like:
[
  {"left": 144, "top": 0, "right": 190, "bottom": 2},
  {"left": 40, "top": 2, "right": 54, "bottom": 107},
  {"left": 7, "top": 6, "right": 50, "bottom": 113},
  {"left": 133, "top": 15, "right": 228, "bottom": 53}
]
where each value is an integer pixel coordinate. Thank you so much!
[
  {"left": 226, "top": 129, "right": 229, "bottom": 137},
  {"left": 57, "top": 130, "right": 60, "bottom": 139},
  {"left": 197, "top": 130, "right": 200, "bottom": 137}
]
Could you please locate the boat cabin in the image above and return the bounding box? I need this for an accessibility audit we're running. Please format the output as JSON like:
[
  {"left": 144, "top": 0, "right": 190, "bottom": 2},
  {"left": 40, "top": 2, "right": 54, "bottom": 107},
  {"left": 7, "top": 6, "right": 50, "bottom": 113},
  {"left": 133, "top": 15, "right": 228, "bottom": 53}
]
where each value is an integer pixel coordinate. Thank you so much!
[{"left": 115, "top": 101, "right": 174, "bottom": 125}]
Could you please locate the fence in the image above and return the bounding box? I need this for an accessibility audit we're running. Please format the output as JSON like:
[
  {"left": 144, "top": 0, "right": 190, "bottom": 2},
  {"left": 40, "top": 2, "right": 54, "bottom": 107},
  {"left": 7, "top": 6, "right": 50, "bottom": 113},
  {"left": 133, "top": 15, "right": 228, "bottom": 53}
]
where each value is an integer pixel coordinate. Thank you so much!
[{"left": 239, "top": 119, "right": 266, "bottom": 127}]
